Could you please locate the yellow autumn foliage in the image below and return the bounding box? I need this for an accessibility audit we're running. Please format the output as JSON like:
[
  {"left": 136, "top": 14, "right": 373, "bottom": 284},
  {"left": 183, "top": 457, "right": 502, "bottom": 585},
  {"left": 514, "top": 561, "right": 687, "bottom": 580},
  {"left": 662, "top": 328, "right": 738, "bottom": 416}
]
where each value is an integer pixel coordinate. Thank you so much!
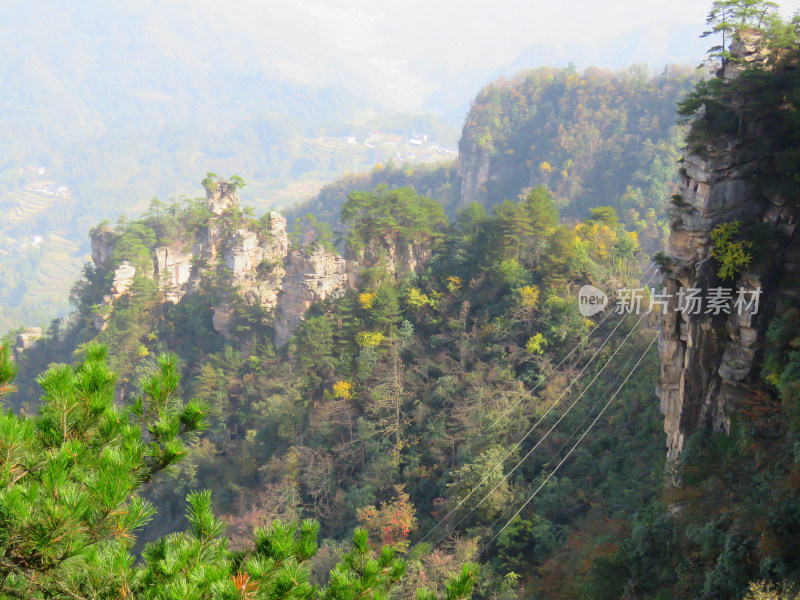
[
  {"left": 405, "top": 287, "right": 431, "bottom": 311},
  {"left": 359, "top": 292, "right": 376, "bottom": 310},
  {"left": 446, "top": 276, "right": 462, "bottom": 293},
  {"left": 526, "top": 333, "right": 547, "bottom": 354},
  {"left": 356, "top": 331, "right": 384, "bottom": 348},
  {"left": 518, "top": 285, "right": 540, "bottom": 310},
  {"left": 574, "top": 221, "right": 617, "bottom": 260},
  {"left": 333, "top": 380, "right": 353, "bottom": 399}
]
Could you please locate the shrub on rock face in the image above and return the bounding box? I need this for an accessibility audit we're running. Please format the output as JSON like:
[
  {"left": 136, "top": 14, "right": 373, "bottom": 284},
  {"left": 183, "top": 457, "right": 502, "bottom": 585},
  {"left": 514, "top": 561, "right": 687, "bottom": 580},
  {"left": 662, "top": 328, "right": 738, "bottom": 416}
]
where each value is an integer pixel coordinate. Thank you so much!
[{"left": 711, "top": 221, "right": 753, "bottom": 280}]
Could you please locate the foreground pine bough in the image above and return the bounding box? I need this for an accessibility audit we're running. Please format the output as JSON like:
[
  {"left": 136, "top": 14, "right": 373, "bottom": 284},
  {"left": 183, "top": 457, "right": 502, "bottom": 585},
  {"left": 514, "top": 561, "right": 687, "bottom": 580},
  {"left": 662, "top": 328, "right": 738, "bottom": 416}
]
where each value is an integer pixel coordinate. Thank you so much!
[{"left": 0, "top": 344, "right": 477, "bottom": 599}]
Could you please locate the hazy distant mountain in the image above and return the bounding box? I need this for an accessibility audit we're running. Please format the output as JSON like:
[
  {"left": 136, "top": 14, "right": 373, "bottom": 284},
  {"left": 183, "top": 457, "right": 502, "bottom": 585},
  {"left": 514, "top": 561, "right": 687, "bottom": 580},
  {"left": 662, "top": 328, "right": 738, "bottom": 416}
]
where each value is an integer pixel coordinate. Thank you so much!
[
  {"left": 422, "top": 22, "right": 707, "bottom": 123},
  {"left": 0, "top": 0, "right": 461, "bottom": 331},
  {"left": 511, "top": 22, "right": 709, "bottom": 73},
  {"left": 0, "top": 0, "right": 710, "bottom": 331}
]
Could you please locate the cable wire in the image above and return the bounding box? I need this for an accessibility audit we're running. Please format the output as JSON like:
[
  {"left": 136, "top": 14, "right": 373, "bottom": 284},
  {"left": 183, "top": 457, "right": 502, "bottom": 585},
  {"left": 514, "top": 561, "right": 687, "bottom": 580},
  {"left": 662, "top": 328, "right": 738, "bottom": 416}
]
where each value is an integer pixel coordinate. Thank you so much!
[
  {"left": 479, "top": 331, "right": 655, "bottom": 542},
  {"left": 415, "top": 267, "right": 657, "bottom": 547},
  {"left": 430, "top": 302, "right": 653, "bottom": 545},
  {"left": 484, "top": 263, "right": 655, "bottom": 432},
  {"left": 480, "top": 330, "right": 661, "bottom": 553}
]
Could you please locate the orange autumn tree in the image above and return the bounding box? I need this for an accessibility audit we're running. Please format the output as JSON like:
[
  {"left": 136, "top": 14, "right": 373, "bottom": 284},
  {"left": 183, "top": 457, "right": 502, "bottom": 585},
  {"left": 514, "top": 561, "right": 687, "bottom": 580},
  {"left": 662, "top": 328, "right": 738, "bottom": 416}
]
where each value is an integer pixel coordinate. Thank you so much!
[{"left": 357, "top": 485, "right": 418, "bottom": 550}]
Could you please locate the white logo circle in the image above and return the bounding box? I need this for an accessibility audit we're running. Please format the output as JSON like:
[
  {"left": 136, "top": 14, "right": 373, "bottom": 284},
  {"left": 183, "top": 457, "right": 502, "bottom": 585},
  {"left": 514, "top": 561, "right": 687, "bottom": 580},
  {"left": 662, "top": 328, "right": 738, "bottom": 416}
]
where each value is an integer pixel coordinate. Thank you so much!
[{"left": 578, "top": 285, "right": 608, "bottom": 316}]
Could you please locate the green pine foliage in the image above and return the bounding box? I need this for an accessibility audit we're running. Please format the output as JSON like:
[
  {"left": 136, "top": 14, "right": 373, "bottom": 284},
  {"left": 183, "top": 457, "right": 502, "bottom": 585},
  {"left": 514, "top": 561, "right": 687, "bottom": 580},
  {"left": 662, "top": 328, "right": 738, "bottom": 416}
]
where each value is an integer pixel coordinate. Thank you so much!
[
  {"left": 0, "top": 344, "right": 476, "bottom": 600},
  {"left": 0, "top": 344, "right": 206, "bottom": 599},
  {"left": 341, "top": 186, "right": 447, "bottom": 253}
]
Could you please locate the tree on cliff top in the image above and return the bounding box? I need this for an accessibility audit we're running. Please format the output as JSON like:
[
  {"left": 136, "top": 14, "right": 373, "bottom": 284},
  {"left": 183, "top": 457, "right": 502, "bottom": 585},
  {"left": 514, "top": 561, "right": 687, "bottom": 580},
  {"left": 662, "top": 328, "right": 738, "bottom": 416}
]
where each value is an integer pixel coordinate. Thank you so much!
[
  {"left": 341, "top": 185, "right": 447, "bottom": 251},
  {"left": 702, "top": 0, "right": 781, "bottom": 65}
]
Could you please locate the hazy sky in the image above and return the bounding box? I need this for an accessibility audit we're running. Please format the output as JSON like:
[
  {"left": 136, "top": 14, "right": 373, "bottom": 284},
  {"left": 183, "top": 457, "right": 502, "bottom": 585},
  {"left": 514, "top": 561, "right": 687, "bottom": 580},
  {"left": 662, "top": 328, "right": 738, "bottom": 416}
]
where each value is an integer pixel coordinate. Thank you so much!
[
  {"left": 192, "top": 0, "right": 800, "bottom": 110},
  {"left": 12, "top": 0, "right": 800, "bottom": 113},
  {"left": 216, "top": 0, "right": 800, "bottom": 70}
]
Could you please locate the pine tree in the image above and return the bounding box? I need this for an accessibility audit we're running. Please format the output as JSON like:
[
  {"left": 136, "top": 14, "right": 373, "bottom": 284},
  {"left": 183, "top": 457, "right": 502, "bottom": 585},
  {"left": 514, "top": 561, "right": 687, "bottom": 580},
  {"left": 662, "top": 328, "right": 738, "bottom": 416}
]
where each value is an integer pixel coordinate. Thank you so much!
[
  {"left": 702, "top": 0, "right": 780, "bottom": 66},
  {"left": 524, "top": 185, "right": 559, "bottom": 265},
  {"left": 0, "top": 345, "right": 206, "bottom": 599},
  {"left": 0, "top": 345, "right": 478, "bottom": 599}
]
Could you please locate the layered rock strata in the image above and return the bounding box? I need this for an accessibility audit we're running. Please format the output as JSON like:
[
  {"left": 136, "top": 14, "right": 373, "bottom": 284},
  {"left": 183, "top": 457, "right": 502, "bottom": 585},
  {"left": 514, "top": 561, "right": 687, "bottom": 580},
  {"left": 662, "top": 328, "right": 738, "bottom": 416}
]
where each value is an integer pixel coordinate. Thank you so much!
[{"left": 658, "top": 33, "right": 800, "bottom": 461}]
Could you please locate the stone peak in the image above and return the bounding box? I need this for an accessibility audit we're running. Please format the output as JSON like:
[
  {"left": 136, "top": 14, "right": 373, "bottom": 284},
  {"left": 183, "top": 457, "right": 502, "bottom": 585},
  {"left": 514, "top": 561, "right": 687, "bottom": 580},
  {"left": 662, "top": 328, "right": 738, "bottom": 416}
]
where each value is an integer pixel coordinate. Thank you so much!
[{"left": 206, "top": 180, "right": 240, "bottom": 215}]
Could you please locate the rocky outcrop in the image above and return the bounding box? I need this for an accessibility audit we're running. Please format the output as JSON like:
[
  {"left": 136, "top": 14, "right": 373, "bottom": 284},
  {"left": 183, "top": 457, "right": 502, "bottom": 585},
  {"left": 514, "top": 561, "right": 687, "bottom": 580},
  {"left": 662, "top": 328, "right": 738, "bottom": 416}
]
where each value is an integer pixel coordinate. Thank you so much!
[
  {"left": 658, "top": 32, "right": 800, "bottom": 462},
  {"left": 270, "top": 225, "right": 434, "bottom": 345},
  {"left": 110, "top": 262, "right": 136, "bottom": 297},
  {"left": 274, "top": 247, "right": 349, "bottom": 347},
  {"left": 211, "top": 303, "right": 235, "bottom": 340},
  {"left": 95, "top": 261, "right": 137, "bottom": 331},
  {"left": 346, "top": 234, "right": 432, "bottom": 287},
  {"left": 723, "top": 29, "right": 772, "bottom": 80},
  {"left": 15, "top": 327, "right": 42, "bottom": 359},
  {"left": 90, "top": 225, "right": 116, "bottom": 270},
  {"left": 90, "top": 180, "right": 301, "bottom": 340},
  {"left": 223, "top": 212, "right": 289, "bottom": 310},
  {"left": 155, "top": 246, "right": 194, "bottom": 303},
  {"left": 210, "top": 213, "right": 290, "bottom": 339},
  {"left": 206, "top": 181, "right": 240, "bottom": 215},
  {"left": 458, "top": 143, "right": 492, "bottom": 207},
  {"left": 89, "top": 180, "right": 434, "bottom": 347}
]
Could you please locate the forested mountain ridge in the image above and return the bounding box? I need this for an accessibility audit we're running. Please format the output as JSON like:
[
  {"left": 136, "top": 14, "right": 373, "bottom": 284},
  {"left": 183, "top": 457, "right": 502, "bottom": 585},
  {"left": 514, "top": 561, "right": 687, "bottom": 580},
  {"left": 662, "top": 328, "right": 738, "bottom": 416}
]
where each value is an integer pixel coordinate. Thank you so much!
[
  {"left": 7, "top": 2, "right": 800, "bottom": 598},
  {"left": 457, "top": 66, "right": 696, "bottom": 226},
  {"left": 288, "top": 64, "right": 698, "bottom": 257}
]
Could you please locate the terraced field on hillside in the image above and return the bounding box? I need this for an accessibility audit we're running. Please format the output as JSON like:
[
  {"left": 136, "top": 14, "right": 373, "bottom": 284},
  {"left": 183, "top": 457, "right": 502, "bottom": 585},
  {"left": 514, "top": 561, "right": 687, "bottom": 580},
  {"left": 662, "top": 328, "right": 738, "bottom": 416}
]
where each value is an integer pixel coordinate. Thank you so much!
[
  {"left": 0, "top": 184, "right": 63, "bottom": 225},
  {"left": 0, "top": 185, "right": 86, "bottom": 333}
]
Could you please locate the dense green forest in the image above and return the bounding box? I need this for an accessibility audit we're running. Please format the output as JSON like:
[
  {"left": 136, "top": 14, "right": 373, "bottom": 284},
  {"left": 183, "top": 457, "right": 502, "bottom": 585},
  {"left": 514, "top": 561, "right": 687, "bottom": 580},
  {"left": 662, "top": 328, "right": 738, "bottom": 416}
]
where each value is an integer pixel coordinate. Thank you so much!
[
  {"left": 457, "top": 65, "right": 697, "bottom": 243},
  {"left": 5, "top": 1, "right": 800, "bottom": 598},
  {"left": 5, "top": 178, "right": 662, "bottom": 598},
  {"left": 287, "top": 64, "right": 698, "bottom": 257}
]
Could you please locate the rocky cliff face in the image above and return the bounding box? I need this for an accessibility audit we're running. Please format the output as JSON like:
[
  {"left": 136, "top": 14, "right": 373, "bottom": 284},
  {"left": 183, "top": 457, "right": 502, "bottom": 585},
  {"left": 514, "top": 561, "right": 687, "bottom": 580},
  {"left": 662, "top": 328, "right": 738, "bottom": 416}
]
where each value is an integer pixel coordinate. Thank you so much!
[
  {"left": 206, "top": 213, "right": 291, "bottom": 339},
  {"left": 154, "top": 246, "right": 194, "bottom": 304},
  {"left": 274, "top": 247, "right": 349, "bottom": 347},
  {"left": 224, "top": 213, "right": 290, "bottom": 310},
  {"left": 658, "top": 34, "right": 800, "bottom": 462},
  {"left": 458, "top": 140, "right": 492, "bottom": 208},
  {"left": 206, "top": 181, "right": 240, "bottom": 215},
  {"left": 94, "top": 261, "right": 137, "bottom": 331},
  {"left": 14, "top": 327, "right": 42, "bottom": 359},
  {"left": 345, "top": 234, "right": 432, "bottom": 287},
  {"left": 90, "top": 225, "right": 115, "bottom": 269},
  {"left": 88, "top": 182, "right": 431, "bottom": 347},
  {"left": 90, "top": 184, "right": 307, "bottom": 342}
]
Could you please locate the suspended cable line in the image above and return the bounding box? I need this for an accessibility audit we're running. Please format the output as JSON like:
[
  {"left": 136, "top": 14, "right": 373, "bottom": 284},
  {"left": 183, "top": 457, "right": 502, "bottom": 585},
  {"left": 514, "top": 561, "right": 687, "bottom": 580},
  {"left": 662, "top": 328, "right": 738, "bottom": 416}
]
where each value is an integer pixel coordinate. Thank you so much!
[
  {"left": 485, "top": 264, "right": 656, "bottom": 432},
  {"left": 480, "top": 330, "right": 660, "bottom": 554},
  {"left": 415, "top": 268, "right": 657, "bottom": 548},
  {"left": 480, "top": 332, "right": 655, "bottom": 543},
  {"left": 428, "top": 304, "right": 653, "bottom": 547}
]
